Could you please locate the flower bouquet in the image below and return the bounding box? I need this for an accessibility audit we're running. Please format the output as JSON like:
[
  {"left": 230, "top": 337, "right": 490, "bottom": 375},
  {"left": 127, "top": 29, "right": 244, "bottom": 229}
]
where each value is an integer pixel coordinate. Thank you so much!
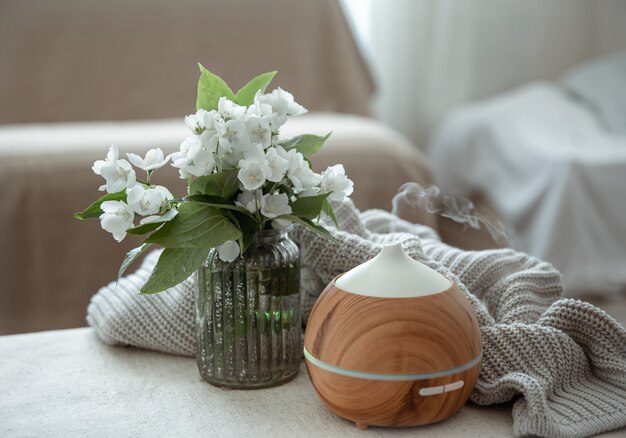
[{"left": 76, "top": 65, "right": 353, "bottom": 387}]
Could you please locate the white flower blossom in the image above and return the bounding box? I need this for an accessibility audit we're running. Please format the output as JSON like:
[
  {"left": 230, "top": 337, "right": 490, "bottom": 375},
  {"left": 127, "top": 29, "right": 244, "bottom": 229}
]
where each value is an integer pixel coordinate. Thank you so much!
[
  {"left": 139, "top": 207, "right": 178, "bottom": 225},
  {"left": 298, "top": 187, "right": 321, "bottom": 197},
  {"left": 275, "top": 146, "right": 306, "bottom": 191},
  {"left": 237, "top": 145, "right": 273, "bottom": 188},
  {"left": 218, "top": 240, "right": 240, "bottom": 262},
  {"left": 265, "top": 147, "right": 289, "bottom": 182},
  {"left": 126, "top": 185, "right": 173, "bottom": 216},
  {"left": 276, "top": 147, "right": 321, "bottom": 192},
  {"left": 99, "top": 200, "right": 134, "bottom": 242},
  {"left": 171, "top": 137, "right": 201, "bottom": 168},
  {"left": 237, "top": 160, "right": 268, "bottom": 191},
  {"left": 171, "top": 137, "right": 215, "bottom": 178},
  {"left": 242, "top": 143, "right": 267, "bottom": 163},
  {"left": 198, "top": 130, "right": 219, "bottom": 152},
  {"left": 92, "top": 145, "right": 136, "bottom": 193},
  {"left": 184, "top": 109, "right": 210, "bottom": 133},
  {"left": 218, "top": 97, "right": 246, "bottom": 120},
  {"left": 255, "top": 88, "right": 307, "bottom": 128},
  {"left": 275, "top": 146, "right": 301, "bottom": 173},
  {"left": 245, "top": 116, "right": 272, "bottom": 148},
  {"left": 202, "top": 109, "right": 223, "bottom": 130},
  {"left": 236, "top": 190, "right": 264, "bottom": 214},
  {"left": 321, "top": 164, "right": 354, "bottom": 202},
  {"left": 289, "top": 166, "right": 321, "bottom": 192},
  {"left": 187, "top": 149, "right": 216, "bottom": 177},
  {"left": 127, "top": 148, "right": 170, "bottom": 171},
  {"left": 247, "top": 101, "right": 274, "bottom": 118},
  {"left": 271, "top": 218, "right": 292, "bottom": 230},
  {"left": 218, "top": 119, "right": 251, "bottom": 155},
  {"left": 261, "top": 193, "right": 292, "bottom": 218}
]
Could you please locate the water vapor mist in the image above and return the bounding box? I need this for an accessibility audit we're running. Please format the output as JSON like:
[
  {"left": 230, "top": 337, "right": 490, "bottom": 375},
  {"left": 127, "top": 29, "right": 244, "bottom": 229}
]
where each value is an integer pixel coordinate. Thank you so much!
[{"left": 391, "top": 182, "right": 509, "bottom": 244}]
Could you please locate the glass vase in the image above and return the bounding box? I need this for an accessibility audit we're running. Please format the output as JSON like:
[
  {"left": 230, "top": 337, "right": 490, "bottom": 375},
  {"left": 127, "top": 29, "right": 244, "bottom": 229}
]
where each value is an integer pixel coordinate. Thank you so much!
[{"left": 195, "top": 228, "right": 301, "bottom": 389}]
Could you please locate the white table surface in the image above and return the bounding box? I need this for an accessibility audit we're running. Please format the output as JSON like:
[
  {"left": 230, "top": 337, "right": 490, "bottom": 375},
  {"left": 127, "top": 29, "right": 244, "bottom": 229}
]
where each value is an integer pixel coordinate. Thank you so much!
[{"left": 0, "top": 328, "right": 619, "bottom": 437}]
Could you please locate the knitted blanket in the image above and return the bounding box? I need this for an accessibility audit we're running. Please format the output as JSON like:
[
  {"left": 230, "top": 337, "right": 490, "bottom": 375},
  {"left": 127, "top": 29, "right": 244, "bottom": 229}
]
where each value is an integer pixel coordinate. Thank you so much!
[{"left": 87, "top": 200, "right": 626, "bottom": 438}]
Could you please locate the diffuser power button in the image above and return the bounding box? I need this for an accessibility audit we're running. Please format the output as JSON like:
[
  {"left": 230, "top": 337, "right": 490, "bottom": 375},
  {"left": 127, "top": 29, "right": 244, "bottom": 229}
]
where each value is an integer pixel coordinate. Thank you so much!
[
  {"left": 419, "top": 381, "right": 465, "bottom": 397},
  {"left": 419, "top": 386, "right": 444, "bottom": 396},
  {"left": 444, "top": 380, "right": 465, "bottom": 392}
]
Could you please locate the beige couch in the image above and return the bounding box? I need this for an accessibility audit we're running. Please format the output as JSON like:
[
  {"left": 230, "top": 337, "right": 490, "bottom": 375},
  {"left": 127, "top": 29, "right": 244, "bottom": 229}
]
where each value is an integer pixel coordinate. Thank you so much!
[{"left": 0, "top": 0, "right": 502, "bottom": 335}]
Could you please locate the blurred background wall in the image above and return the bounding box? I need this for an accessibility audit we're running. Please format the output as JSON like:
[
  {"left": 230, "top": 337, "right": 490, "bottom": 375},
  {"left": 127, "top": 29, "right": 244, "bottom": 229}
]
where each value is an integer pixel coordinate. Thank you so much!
[
  {"left": 342, "top": 0, "right": 626, "bottom": 147},
  {"left": 0, "top": 0, "right": 373, "bottom": 124}
]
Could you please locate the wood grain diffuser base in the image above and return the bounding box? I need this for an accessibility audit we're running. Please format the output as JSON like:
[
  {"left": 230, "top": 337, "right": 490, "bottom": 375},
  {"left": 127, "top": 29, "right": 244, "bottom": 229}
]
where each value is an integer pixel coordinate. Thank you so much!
[{"left": 304, "top": 242, "right": 482, "bottom": 429}]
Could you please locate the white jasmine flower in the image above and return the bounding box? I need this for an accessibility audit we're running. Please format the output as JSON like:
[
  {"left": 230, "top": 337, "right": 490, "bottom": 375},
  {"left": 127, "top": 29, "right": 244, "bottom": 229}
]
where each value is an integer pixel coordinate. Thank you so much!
[
  {"left": 221, "top": 150, "right": 246, "bottom": 168},
  {"left": 264, "top": 147, "right": 289, "bottom": 182},
  {"left": 171, "top": 137, "right": 215, "bottom": 178},
  {"left": 298, "top": 187, "right": 321, "bottom": 197},
  {"left": 236, "top": 190, "right": 264, "bottom": 214},
  {"left": 99, "top": 200, "right": 135, "bottom": 242},
  {"left": 217, "top": 240, "right": 240, "bottom": 262},
  {"left": 237, "top": 161, "right": 268, "bottom": 191},
  {"left": 126, "top": 185, "right": 173, "bottom": 216},
  {"left": 139, "top": 207, "right": 178, "bottom": 225},
  {"left": 289, "top": 166, "right": 322, "bottom": 192},
  {"left": 219, "top": 119, "right": 250, "bottom": 155},
  {"left": 271, "top": 218, "right": 292, "bottom": 230},
  {"left": 246, "top": 116, "right": 272, "bottom": 148},
  {"left": 198, "top": 130, "right": 219, "bottom": 152},
  {"left": 171, "top": 137, "right": 201, "bottom": 168},
  {"left": 202, "top": 109, "right": 222, "bottom": 131},
  {"left": 247, "top": 101, "right": 274, "bottom": 118},
  {"left": 274, "top": 146, "right": 319, "bottom": 192},
  {"left": 93, "top": 145, "right": 136, "bottom": 193},
  {"left": 218, "top": 97, "right": 246, "bottom": 120},
  {"left": 186, "top": 149, "right": 216, "bottom": 177},
  {"left": 275, "top": 146, "right": 301, "bottom": 173},
  {"left": 238, "top": 146, "right": 273, "bottom": 184},
  {"left": 261, "top": 193, "right": 292, "bottom": 218},
  {"left": 184, "top": 109, "right": 210, "bottom": 133},
  {"left": 255, "top": 88, "right": 307, "bottom": 127},
  {"left": 321, "top": 164, "right": 354, "bottom": 202},
  {"left": 243, "top": 143, "right": 267, "bottom": 163},
  {"left": 127, "top": 148, "right": 170, "bottom": 171}
]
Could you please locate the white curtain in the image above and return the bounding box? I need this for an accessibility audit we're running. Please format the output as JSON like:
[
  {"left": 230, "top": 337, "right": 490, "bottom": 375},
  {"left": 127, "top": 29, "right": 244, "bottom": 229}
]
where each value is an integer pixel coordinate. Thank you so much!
[{"left": 342, "top": 0, "right": 626, "bottom": 148}]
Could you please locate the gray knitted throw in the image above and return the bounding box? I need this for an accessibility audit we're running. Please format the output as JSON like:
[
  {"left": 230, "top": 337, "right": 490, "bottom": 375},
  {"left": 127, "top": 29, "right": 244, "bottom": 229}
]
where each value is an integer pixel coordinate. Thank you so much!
[{"left": 87, "top": 200, "right": 626, "bottom": 438}]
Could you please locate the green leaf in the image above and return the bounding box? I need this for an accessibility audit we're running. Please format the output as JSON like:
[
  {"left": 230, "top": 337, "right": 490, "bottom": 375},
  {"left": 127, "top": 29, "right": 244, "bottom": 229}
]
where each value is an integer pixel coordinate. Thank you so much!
[
  {"left": 126, "top": 222, "right": 163, "bottom": 235},
  {"left": 74, "top": 190, "right": 126, "bottom": 220},
  {"left": 279, "top": 132, "right": 331, "bottom": 158},
  {"left": 140, "top": 247, "right": 207, "bottom": 294},
  {"left": 321, "top": 199, "right": 339, "bottom": 227},
  {"left": 196, "top": 64, "right": 236, "bottom": 111},
  {"left": 188, "top": 169, "right": 240, "bottom": 198},
  {"left": 118, "top": 243, "right": 152, "bottom": 280},
  {"left": 290, "top": 193, "right": 331, "bottom": 220},
  {"left": 185, "top": 195, "right": 255, "bottom": 217},
  {"left": 278, "top": 214, "right": 335, "bottom": 241},
  {"left": 234, "top": 71, "right": 277, "bottom": 106},
  {"left": 232, "top": 211, "right": 259, "bottom": 254},
  {"left": 145, "top": 202, "right": 241, "bottom": 248}
]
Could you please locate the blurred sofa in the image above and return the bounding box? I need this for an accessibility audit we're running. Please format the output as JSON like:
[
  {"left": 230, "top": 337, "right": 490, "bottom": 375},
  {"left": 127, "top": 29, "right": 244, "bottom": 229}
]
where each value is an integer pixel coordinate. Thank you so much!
[
  {"left": 429, "top": 53, "right": 626, "bottom": 296},
  {"left": 0, "top": 0, "right": 502, "bottom": 335}
]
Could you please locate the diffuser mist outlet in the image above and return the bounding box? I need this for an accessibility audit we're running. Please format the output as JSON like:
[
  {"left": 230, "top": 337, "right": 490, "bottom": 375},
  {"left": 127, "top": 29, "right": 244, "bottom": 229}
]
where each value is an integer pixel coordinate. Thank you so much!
[{"left": 303, "top": 242, "right": 482, "bottom": 429}]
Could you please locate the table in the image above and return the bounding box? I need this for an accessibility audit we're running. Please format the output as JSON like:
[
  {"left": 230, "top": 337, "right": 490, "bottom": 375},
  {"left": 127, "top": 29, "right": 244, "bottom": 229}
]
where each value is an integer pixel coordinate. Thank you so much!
[{"left": 0, "top": 328, "right": 619, "bottom": 437}]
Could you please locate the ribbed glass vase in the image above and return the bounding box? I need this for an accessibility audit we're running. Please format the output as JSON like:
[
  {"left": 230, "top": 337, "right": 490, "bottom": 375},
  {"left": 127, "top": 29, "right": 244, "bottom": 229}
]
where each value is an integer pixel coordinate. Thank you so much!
[{"left": 195, "top": 228, "right": 301, "bottom": 389}]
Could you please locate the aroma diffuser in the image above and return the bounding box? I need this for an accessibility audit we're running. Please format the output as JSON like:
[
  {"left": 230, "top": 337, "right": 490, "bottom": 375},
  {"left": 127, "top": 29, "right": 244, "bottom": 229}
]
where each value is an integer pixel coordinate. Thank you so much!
[{"left": 304, "top": 242, "right": 482, "bottom": 429}]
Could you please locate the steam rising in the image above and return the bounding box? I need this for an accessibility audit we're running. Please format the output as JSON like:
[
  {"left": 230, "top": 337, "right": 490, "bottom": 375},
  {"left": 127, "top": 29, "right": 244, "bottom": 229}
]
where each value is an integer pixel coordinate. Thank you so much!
[{"left": 391, "top": 182, "right": 509, "bottom": 244}]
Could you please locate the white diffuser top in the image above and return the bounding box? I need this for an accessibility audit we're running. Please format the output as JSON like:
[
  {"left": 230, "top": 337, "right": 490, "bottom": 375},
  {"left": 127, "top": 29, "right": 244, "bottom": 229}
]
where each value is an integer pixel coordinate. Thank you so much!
[{"left": 335, "top": 242, "right": 451, "bottom": 298}]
